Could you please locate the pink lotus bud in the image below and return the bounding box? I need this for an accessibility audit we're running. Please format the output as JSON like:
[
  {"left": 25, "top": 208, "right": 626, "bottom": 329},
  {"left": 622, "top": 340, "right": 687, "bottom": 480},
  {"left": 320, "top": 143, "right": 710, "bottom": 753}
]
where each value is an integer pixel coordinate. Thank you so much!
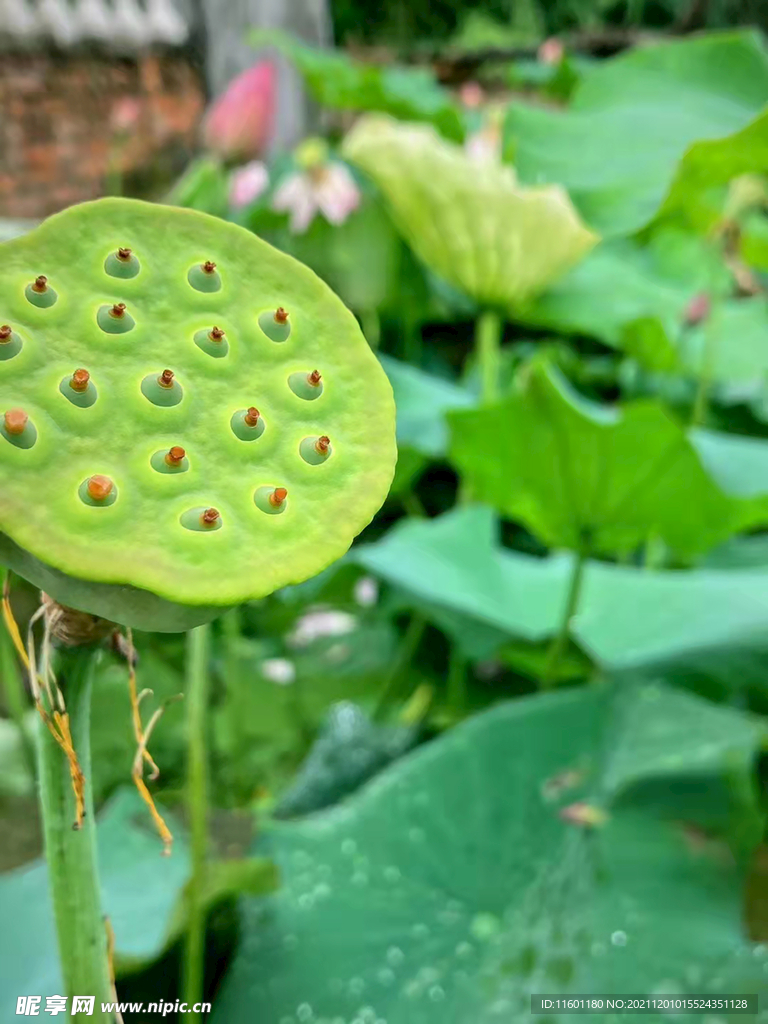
[
  {"left": 538, "top": 37, "right": 565, "bottom": 66},
  {"left": 203, "top": 60, "right": 276, "bottom": 162},
  {"left": 684, "top": 292, "right": 711, "bottom": 327}
]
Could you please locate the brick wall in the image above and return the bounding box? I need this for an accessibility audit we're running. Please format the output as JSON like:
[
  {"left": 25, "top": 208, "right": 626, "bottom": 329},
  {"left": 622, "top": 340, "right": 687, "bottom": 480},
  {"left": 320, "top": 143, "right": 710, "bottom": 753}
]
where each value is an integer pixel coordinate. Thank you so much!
[{"left": 0, "top": 51, "right": 205, "bottom": 219}]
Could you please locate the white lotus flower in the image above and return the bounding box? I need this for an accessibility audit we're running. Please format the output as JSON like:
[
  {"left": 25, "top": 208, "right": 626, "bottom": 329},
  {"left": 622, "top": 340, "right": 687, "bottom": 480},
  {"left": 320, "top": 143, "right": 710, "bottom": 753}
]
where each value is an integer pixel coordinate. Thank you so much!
[
  {"left": 272, "top": 138, "right": 360, "bottom": 234},
  {"left": 353, "top": 576, "right": 379, "bottom": 608},
  {"left": 260, "top": 658, "right": 296, "bottom": 686},
  {"left": 229, "top": 161, "right": 269, "bottom": 209},
  {"left": 288, "top": 609, "right": 357, "bottom": 648}
]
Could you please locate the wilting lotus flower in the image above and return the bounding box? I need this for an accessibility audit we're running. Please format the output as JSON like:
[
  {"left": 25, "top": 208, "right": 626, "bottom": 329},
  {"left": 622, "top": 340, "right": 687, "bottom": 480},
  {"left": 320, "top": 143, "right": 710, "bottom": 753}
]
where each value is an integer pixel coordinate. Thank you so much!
[
  {"left": 203, "top": 59, "right": 276, "bottom": 162},
  {"left": 343, "top": 115, "right": 598, "bottom": 310},
  {"left": 229, "top": 160, "right": 269, "bottom": 208},
  {"left": 272, "top": 138, "right": 360, "bottom": 234}
]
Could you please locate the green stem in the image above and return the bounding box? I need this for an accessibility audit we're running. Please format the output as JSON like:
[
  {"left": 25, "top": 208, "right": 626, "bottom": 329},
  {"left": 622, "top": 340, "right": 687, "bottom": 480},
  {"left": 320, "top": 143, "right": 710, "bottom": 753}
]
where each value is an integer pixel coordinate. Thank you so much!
[
  {"left": 38, "top": 646, "right": 115, "bottom": 1022},
  {"left": 542, "top": 546, "right": 587, "bottom": 689},
  {"left": 0, "top": 621, "right": 35, "bottom": 779},
  {"left": 361, "top": 307, "right": 381, "bottom": 350},
  {"left": 183, "top": 624, "right": 211, "bottom": 1020},
  {"left": 691, "top": 304, "right": 717, "bottom": 427},
  {"left": 402, "top": 312, "right": 422, "bottom": 366},
  {"left": 221, "top": 608, "right": 246, "bottom": 763},
  {"left": 446, "top": 646, "right": 467, "bottom": 716},
  {"left": 402, "top": 491, "right": 426, "bottom": 518},
  {"left": 476, "top": 309, "right": 503, "bottom": 405},
  {"left": 374, "top": 613, "right": 427, "bottom": 721}
]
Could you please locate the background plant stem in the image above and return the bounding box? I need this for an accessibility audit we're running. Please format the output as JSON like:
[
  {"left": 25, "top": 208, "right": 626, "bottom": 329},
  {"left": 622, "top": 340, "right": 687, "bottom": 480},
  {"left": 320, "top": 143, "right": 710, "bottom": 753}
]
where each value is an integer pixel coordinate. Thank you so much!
[
  {"left": 476, "top": 309, "right": 503, "bottom": 405},
  {"left": 542, "top": 546, "right": 587, "bottom": 688},
  {"left": 38, "top": 645, "right": 114, "bottom": 1022},
  {"left": 183, "top": 623, "right": 211, "bottom": 1020},
  {"left": 0, "top": 621, "right": 35, "bottom": 779}
]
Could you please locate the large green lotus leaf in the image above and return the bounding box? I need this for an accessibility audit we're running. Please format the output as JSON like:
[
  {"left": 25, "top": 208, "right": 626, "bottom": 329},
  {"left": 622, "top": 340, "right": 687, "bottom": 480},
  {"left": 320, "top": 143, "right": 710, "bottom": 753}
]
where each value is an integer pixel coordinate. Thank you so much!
[
  {"left": 353, "top": 505, "right": 768, "bottom": 672},
  {"left": 525, "top": 236, "right": 768, "bottom": 388},
  {"left": 381, "top": 356, "right": 475, "bottom": 459},
  {"left": 343, "top": 115, "right": 598, "bottom": 311},
  {"left": 251, "top": 30, "right": 464, "bottom": 141},
  {"left": 506, "top": 31, "right": 768, "bottom": 236},
  {"left": 213, "top": 684, "right": 766, "bottom": 1024},
  {"left": 448, "top": 362, "right": 768, "bottom": 558},
  {"left": 0, "top": 198, "right": 396, "bottom": 630}
]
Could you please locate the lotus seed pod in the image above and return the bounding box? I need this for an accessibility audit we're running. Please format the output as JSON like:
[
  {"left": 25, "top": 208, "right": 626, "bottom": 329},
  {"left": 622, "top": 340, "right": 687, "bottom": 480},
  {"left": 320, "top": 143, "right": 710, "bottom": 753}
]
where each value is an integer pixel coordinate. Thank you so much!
[
  {"left": 0, "top": 325, "right": 23, "bottom": 361},
  {"left": 194, "top": 324, "right": 229, "bottom": 358},
  {"left": 104, "top": 247, "right": 140, "bottom": 279},
  {"left": 25, "top": 275, "right": 58, "bottom": 308},
  {"left": 187, "top": 260, "right": 221, "bottom": 293},
  {"left": 97, "top": 301, "right": 135, "bottom": 334},
  {"left": 259, "top": 306, "right": 291, "bottom": 343},
  {"left": 343, "top": 115, "right": 599, "bottom": 310},
  {"left": 0, "top": 197, "right": 396, "bottom": 631}
]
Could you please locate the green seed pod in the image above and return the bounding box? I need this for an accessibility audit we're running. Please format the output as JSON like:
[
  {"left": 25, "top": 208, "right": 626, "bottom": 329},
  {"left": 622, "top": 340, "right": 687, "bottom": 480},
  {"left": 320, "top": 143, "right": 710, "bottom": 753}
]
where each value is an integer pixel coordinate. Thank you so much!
[
  {"left": 60, "top": 368, "right": 97, "bottom": 408},
  {"left": 258, "top": 306, "right": 291, "bottom": 343},
  {"left": 104, "top": 247, "right": 141, "bottom": 279},
  {"left": 194, "top": 325, "right": 229, "bottom": 359},
  {"left": 25, "top": 275, "right": 58, "bottom": 308},
  {"left": 0, "top": 198, "right": 396, "bottom": 631},
  {"left": 187, "top": 260, "right": 222, "bottom": 292},
  {"left": 0, "top": 325, "right": 23, "bottom": 361},
  {"left": 1, "top": 408, "right": 36, "bottom": 449},
  {"left": 97, "top": 302, "right": 135, "bottom": 334}
]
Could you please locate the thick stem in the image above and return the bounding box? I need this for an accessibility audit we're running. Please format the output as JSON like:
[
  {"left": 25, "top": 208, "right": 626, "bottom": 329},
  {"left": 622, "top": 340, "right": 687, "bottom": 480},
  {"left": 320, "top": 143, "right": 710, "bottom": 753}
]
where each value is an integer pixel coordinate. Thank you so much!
[
  {"left": 183, "top": 623, "right": 211, "bottom": 1020},
  {"left": 476, "top": 309, "right": 503, "bottom": 405},
  {"left": 542, "top": 546, "right": 587, "bottom": 689},
  {"left": 38, "top": 645, "right": 115, "bottom": 1022}
]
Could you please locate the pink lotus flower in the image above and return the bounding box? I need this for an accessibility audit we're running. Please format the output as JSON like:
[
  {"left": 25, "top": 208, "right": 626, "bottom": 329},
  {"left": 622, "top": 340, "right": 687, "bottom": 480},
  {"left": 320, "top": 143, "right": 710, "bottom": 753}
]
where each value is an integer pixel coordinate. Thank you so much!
[
  {"left": 229, "top": 160, "right": 269, "bottom": 208},
  {"left": 203, "top": 60, "right": 276, "bottom": 162},
  {"left": 272, "top": 139, "right": 360, "bottom": 234}
]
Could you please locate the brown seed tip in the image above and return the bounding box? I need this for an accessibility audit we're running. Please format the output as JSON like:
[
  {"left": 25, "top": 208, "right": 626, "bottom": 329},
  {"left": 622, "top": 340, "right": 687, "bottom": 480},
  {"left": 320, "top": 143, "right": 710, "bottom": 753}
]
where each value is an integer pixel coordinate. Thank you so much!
[
  {"left": 202, "top": 261, "right": 217, "bottom": 274},
  {"left": 209, "top": 325, "right": 225, "bottom": 341},
  {"left": 158, "top": 369, "right": 175, "bottom": 389},
  {"left": 165, "top": 446, "right": 186, "bottom": 467},
  {"left": 201, "top": 507, "right": 220, "bottom": 527},
  {"left": 315, "top": 435, "right": 330, "bottom": 455},
  {"left": 307, "top": 370, "right": 322, "bottom": 387},
  {"left": 31, "top": 275, "right": 48, "bottom": 293},
  {"left": 70, "top": 368, "right": 90, "bottom": 393},
  {"left": 117, "top": 247, "right": 132, "bottom": 261},
  {"left": 87, "top": 475, "right": 113, "bottom": 501},
  {"left": 0, "top": 325, "right": 12, "bottom": 342},
  {"left": 4, "top": 408, "right": 28, "bottom": 435},
  {"left": 109, "top": 302, "right": 126, "bottom": 319},
  {"left": 269, "top": 487, "right": 287, "bottom": 508},
  {"left": 274, "top": 306, "right": 289, "bottom": 324},
  {"left": 244, "top": 407, "right": 260, "bottom": 427}
]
